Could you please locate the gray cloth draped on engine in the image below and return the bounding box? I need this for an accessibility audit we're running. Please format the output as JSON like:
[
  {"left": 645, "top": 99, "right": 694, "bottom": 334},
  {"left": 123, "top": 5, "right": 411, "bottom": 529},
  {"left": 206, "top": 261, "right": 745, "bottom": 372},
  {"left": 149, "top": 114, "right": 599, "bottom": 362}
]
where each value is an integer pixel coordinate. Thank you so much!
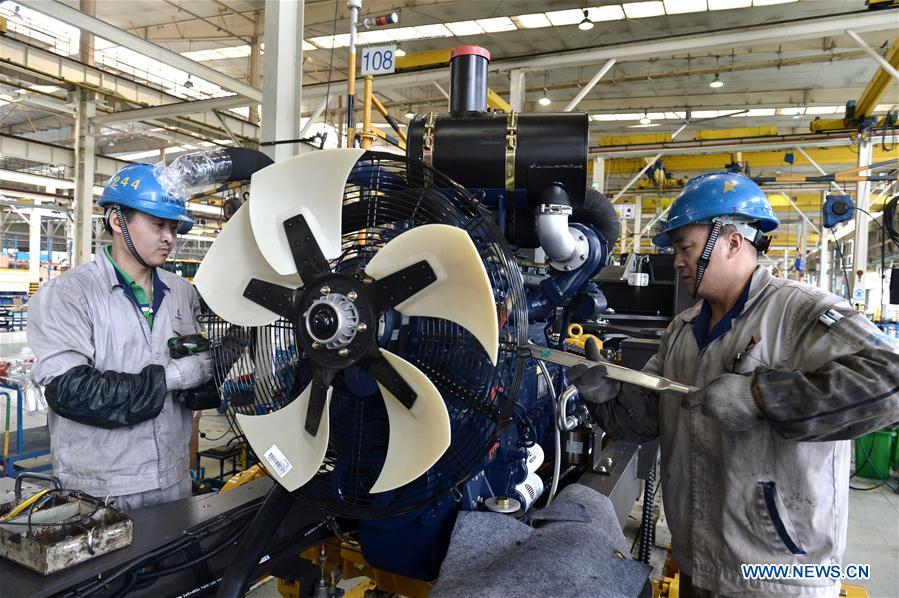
[{"left": 431, "top": 483, "right": 651, "bottom": 598}]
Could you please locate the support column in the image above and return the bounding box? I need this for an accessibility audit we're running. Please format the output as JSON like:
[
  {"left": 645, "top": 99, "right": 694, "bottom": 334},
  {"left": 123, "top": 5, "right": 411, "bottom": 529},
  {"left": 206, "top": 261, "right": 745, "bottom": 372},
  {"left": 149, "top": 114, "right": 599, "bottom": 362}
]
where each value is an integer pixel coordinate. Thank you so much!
[
  {"left": 72, "top": 91, "right": 96, "bottom": 266},
  {"left": 797, "top": 217, "right": 807, "bottom": 282},
  {"left": 851, "top": 137, "right": 873, "bottom": 296},
  {"left": 632, "top": 196, "right": 642, "bottom": 254},
  {"left": 261, "top": 0, "right": 304, "bottom": 161},
  {"left": 79, "top": 0, "right": 96, "bottom": 66},
  {"left": 818, "top": 190, "right": 830, "bottom": 291},
  {"left": 592, "top": 157, "right": 605, "bottom": 194},
  {"left": 509, "top": 69, "right": 526, "bottom": 112},
  {"left": 28, "top": 198, "right": 41, "bottom": 284},
  {"left": 248, "top": 10, "right": 262, "bottom": 125}
]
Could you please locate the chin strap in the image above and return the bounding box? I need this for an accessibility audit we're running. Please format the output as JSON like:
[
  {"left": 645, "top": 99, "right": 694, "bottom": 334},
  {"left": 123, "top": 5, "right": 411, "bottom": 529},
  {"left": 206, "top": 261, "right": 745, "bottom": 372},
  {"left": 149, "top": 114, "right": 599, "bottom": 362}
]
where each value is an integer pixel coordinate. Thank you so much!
[
  {"left": 693, "top": 220, "right": 722, "bottom": 299},
  {"left": 112, "top": 205, "right": 152, "bottom": 269}
]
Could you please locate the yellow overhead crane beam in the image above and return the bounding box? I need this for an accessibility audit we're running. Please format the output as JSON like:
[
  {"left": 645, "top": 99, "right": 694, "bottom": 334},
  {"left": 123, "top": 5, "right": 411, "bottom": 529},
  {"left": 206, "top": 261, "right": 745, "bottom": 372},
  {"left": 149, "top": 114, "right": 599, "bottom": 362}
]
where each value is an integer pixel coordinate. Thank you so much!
[
  {"left": 623, "top": 193, "right": 825, "bottom": 211},
  {"left": 395, "top": 48, "right": 451, "bottom": 70},
  {"left": 857, "top": 37, "right": 899, "bottom": 117},
  {"left": 486, "top": 88, "right": 511, "bottom": 113},
  {"left": 604, "top": 146, "right": 896, "bottom": 175},
  {"left": 810, "top": 36, "right": 898, "bottom": 133}
]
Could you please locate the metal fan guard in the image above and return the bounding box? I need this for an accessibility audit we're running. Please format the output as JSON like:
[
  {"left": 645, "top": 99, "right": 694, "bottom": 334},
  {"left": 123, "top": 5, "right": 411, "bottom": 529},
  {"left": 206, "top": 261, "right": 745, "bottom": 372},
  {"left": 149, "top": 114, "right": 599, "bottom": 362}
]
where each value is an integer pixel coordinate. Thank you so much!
[{"left": 201, "top": 150, "right": 528, "bottom": 519}]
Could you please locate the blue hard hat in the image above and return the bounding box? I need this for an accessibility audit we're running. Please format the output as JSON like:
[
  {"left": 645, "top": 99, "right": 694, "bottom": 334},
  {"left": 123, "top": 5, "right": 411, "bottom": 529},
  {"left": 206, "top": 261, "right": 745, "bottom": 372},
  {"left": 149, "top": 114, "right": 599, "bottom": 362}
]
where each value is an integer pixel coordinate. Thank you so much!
[
  {"left": 652, "top": 172, "right": 778, "bottom": 248},
  {"left": 98, "top": 163, "right": 194, "bottom": 234}
]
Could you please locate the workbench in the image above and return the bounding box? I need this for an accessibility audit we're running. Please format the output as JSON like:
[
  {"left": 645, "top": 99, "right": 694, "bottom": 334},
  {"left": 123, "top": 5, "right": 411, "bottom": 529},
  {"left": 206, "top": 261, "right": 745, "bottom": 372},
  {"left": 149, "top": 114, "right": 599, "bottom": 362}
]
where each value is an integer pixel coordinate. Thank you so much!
[{"left": 1, "top": 477, "right": 327, "bottom": 597}]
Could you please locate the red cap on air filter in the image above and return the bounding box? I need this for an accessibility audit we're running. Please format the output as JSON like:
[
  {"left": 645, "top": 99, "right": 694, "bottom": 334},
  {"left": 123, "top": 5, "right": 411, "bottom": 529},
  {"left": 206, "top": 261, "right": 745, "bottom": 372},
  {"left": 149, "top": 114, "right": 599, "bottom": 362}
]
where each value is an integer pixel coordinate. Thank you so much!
[{"left": 450, "top": 45, "right": 491, "bottom": 62}]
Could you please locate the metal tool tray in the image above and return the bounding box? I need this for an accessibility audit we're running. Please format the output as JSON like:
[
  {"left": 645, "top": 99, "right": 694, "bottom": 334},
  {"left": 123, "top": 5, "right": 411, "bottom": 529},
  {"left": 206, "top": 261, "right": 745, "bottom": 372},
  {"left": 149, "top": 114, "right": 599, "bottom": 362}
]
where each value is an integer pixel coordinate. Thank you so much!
[{"left": 0, "top": 495, "right": 133, "bottom": 575}]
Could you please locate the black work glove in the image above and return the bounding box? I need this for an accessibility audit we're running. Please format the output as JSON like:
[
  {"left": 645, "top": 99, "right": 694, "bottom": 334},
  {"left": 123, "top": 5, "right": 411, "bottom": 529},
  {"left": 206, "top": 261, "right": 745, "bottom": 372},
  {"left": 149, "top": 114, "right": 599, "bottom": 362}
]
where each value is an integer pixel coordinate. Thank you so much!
[
  {"left": 176, "top": 380, "right": 222, "bottom": 411},
  {"left": 565, "top": 337, "right": 621, "bottom": 404},
  {"left": 681, "top": 373, "right": 762, "bottom": 431},
  {"left": 211, "top": 326, "right": 249, "bottom": 373}
]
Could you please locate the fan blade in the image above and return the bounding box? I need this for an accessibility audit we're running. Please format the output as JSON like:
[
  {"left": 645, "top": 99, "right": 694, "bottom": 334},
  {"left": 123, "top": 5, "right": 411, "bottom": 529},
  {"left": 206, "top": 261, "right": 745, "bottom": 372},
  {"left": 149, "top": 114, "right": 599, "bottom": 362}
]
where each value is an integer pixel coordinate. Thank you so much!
[
  {"left": 195, "top": 203, "right": 301, "bottom": 326},
  {"left": 249, "top": 148, "right": 366, "bottom": 276},
  {"left": 364, "top": 224, "right": 499, "bottom": 365},
  {"left": 235, "top": 382, "right": 332, "bottom": 492},
  {"left": 368, "top": 349, "right": 450, "bottom": 493}
]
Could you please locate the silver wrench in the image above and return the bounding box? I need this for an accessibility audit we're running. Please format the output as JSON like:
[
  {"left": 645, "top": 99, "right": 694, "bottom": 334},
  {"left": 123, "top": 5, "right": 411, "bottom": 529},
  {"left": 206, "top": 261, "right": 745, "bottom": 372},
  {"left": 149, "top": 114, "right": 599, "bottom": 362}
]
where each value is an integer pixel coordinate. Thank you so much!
[{"left": 524, "top": 343, "right": 697, "bottom": 395}]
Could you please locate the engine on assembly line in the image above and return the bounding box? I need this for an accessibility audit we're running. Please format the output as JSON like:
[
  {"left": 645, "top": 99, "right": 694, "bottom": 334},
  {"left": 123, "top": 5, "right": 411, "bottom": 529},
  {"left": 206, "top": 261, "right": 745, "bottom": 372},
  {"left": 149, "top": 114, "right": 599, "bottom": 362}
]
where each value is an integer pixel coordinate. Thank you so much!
[
  {"left": 353, "top": 47, "right": 620, "bottom": 580},
  {"left": 193, "top": 45, "right": 627, "bottom": 582}
]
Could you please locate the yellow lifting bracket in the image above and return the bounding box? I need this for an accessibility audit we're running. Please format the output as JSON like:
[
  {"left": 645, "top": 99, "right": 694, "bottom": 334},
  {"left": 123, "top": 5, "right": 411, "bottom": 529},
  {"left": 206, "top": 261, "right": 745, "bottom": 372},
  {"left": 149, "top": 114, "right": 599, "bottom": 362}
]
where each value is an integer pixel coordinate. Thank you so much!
[{"left": 563, "top": 323, "right": 603, "bottom": 353}]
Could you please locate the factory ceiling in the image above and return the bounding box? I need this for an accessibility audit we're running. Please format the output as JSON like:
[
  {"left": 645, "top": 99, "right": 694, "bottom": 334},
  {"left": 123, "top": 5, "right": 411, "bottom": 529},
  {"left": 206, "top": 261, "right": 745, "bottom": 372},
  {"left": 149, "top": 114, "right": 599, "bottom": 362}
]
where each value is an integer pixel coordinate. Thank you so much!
[{"left": 0, "top": 0, "right": 896, "bottom": 254}]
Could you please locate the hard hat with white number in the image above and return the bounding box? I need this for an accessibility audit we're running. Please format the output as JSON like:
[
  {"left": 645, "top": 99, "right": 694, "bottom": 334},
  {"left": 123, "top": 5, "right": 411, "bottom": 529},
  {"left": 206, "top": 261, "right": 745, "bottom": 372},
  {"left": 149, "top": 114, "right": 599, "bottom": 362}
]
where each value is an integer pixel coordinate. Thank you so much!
[{"left": 98, "top": 163, "right": 194, "bottom": 234}]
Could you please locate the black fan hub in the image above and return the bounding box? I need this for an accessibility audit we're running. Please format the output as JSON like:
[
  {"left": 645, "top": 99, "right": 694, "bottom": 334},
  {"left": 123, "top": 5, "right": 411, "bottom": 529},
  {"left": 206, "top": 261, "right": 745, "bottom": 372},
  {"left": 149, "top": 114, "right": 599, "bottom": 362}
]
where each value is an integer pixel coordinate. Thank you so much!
[
  {"left": 308, "top": 304, "right": 339, "bottom": 340},
  {"left": 295, "top": 274, "right": 379, "bottom": 370}
]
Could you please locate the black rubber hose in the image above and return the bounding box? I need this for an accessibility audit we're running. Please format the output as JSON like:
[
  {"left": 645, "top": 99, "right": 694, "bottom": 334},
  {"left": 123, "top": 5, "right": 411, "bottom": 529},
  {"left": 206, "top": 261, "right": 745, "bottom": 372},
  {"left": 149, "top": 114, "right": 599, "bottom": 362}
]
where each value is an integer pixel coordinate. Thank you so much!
[
  {"left": 224, "top": 147, "right": 274, "bottom": 181},
  {"left": 638, "top": 464, "right": 656, "bottom": 564},
  {"left": 216, "top": 484, "right": 297, "bottom": 598},
  {"left": 572, "top": 189, "right": 620, "bottom": 248}
]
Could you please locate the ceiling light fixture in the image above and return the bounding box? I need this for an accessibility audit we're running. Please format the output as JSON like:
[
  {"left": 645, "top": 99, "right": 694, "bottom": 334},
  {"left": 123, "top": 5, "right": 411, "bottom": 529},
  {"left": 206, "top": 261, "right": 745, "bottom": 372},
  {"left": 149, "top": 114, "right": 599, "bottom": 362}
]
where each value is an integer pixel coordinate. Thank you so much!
[
  {"left": 395, "top": 45, "right": 407, "bottom": 57},
  {"left": 640, "top": 112, "right": 652, "bottom": 125},
  {"left": 538, "top": 89, "right": 551, "bottom": 106},
  {"left": 405, "top": 107, "right": 416, "bottom": 119},
  {"left": 184, "top": 74, "right": 194, "bottom": 89},
  {"left": 578, "top": 9, "right": 594, "bottom": 31},
  {"left": 709, "top": 73, "right": 724, "bottom": 88}
]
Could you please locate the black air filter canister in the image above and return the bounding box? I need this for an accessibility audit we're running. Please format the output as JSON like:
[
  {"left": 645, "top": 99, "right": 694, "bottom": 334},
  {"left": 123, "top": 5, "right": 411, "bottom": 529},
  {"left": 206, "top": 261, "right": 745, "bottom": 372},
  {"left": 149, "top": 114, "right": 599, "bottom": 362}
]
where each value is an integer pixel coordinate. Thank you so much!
[
  {"left": 406, "top": 111, "right": 589, "bottom": 246},
  {"left": 449, "top": 45, "right": 490, "bottom": 113}
]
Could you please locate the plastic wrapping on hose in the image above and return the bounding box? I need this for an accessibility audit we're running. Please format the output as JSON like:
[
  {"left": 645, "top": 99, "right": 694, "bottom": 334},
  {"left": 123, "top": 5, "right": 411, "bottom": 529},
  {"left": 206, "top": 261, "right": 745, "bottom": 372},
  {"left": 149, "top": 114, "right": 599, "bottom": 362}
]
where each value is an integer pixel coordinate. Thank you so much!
[
  {"left": 155, "top": 150, "right": 234, "bottom": 199},
  {"left": 155, "top": 148, "right": 275, "bottom": 199}
]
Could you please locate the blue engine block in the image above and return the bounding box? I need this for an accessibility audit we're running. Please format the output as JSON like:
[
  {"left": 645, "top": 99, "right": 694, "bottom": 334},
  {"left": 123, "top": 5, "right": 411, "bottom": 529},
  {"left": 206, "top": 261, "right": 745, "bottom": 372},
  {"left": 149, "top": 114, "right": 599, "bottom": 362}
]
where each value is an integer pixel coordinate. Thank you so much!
[{"left": 359, "top": 224, "right": 609, "bottom": 580}]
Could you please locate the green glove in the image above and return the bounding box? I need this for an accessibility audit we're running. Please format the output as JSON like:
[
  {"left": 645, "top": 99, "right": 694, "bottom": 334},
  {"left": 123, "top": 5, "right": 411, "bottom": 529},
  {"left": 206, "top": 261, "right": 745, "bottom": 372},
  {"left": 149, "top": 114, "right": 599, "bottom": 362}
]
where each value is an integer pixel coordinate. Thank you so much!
[{"left": 168, "top": 334, "right": 210, "bottom": 359}]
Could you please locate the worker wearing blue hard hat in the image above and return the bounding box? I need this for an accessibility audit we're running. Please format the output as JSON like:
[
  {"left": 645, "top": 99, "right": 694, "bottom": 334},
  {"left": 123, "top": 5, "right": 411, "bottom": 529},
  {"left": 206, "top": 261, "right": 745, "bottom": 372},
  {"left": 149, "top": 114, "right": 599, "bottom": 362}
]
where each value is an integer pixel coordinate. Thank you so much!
[
  {"left": 27, "top": 162, "right": 216, "bottom": 510},
  {"left": 569, "top": 172, "right": 899, "bottom": 596}
]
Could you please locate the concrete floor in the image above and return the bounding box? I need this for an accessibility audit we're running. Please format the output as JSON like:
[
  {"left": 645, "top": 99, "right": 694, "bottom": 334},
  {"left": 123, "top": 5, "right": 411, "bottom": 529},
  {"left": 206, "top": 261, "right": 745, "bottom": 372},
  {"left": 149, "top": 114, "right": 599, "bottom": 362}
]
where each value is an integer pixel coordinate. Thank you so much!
[{"left": 3, "top": 329, "right": 898, "bottom": 596}]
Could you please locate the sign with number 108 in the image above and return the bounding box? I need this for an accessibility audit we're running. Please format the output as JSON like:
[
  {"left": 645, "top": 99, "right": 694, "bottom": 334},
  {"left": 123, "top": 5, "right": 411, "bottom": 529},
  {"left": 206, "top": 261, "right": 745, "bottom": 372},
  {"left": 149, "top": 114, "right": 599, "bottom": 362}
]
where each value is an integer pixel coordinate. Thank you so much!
[{"left": 360, "top": 45, "right": 396, "bottom": 76}]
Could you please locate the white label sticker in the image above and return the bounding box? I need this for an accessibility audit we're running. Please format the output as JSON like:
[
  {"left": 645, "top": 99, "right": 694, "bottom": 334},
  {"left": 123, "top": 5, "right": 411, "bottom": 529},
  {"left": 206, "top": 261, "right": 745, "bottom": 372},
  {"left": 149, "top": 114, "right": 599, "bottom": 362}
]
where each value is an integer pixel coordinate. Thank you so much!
[
  {"left": 566, "top": 440, "right": 584, "bottom": 454},
  {"left": 264, "top": 444, "right": 293, "bottom": 478}
]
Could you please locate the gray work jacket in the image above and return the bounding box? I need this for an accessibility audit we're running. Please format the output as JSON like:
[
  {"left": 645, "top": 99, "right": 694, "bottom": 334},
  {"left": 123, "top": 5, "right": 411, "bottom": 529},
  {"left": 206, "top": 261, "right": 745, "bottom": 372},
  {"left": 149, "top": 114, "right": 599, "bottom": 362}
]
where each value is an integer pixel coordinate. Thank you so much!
[
  {"left": 28, "top": 252, "right": 207, "bottom": 497},
  {"left": 615, "top": 267, "right": 899, "bottom": 596}
]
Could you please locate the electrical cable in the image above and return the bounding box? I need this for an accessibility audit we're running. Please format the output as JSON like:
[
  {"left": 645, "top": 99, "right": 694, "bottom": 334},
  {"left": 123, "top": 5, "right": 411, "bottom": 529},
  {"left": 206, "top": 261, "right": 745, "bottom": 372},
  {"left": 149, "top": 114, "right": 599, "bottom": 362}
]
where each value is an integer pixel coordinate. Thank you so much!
[
  {"left": 512, "top": 403, "right": 537, "bottom": 448},
  {"left": 854, "top": 206, "right": 891, "bottom": 319},
  {"left": 881, "top": 108, "right": 896, "bottom": 152},
  {"left": 876, "top": 196, "right": 899, "bottom": 245},
  {"left": 200, "top": 428, "right": 233, "bottom": 443},
  {"left": 67, "top": 501, "right": 261, "bottom": 597},
  {"left": 132, "top": 517, "right": 252, "bottom": 583},
  {"left": 832, "top": 230, "right": 853, "bottom": 299},
  {"left": 1, "top": 489, "right": 105, "bottom": 530},
  {"left": 536, "top": 359, "right": 562, "bottom": 507},
  {"left": 849, "top": 431, "right": 899, "bottom": 493}
]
